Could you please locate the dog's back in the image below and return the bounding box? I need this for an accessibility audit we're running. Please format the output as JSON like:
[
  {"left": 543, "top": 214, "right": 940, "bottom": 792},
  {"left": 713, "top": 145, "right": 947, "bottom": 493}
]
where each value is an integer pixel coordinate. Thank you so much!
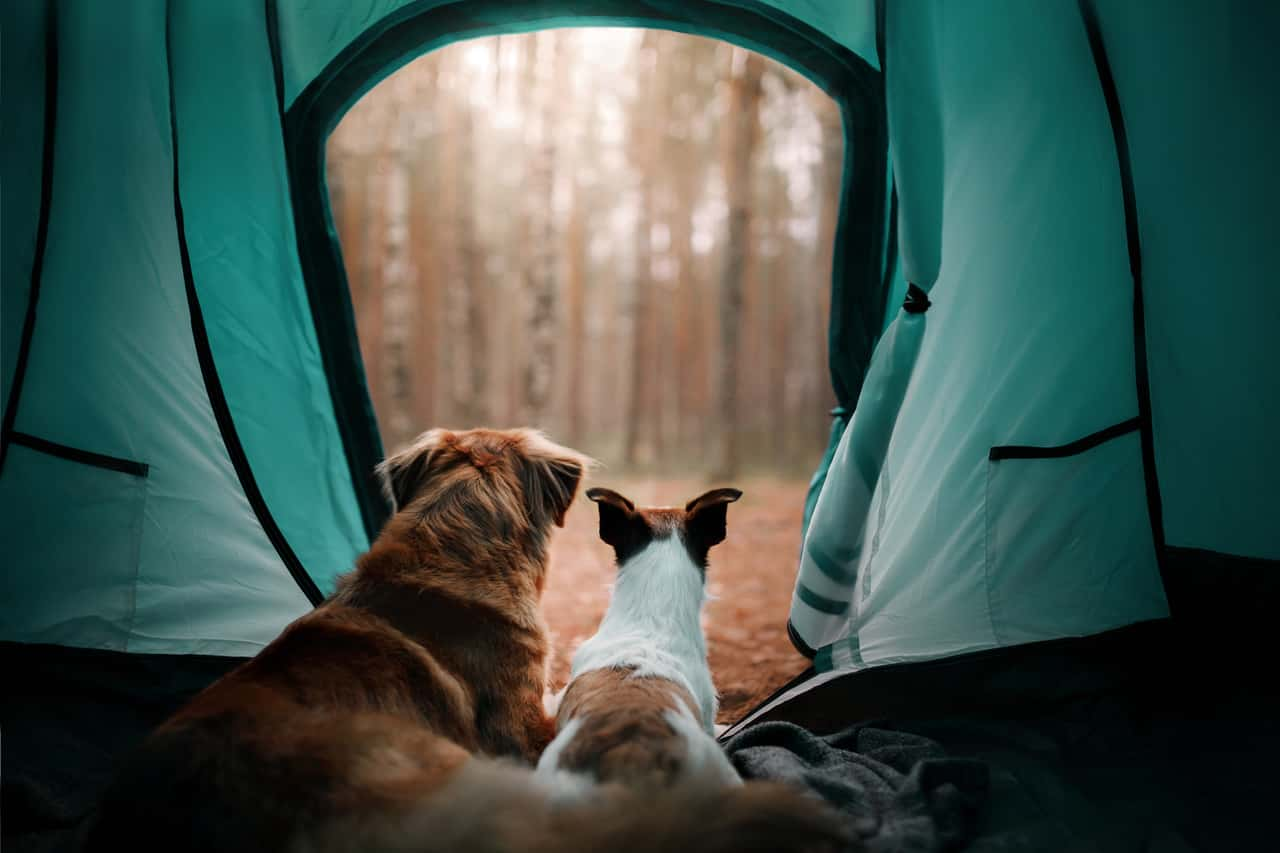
[
  {"left": 85, "top": 608, "right": 479, "bottom": 852},
  {"left": 542, "top": 665, "right": 741, "bottom": 789},
  {"left": 85, "top": 428, "right": 588, "bottom": 853}
]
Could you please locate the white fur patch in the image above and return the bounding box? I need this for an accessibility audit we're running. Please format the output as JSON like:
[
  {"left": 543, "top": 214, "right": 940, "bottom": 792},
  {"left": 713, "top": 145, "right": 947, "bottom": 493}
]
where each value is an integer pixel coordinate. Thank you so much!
[
  {"left": 663, "top": 707, "right": 743, "bottom": 787},
  {"left": 567, "top": 535, "right": 719, "bottom": 733},
  {"left": 534, "top": 717, "right": 599, "bottom": 805}
]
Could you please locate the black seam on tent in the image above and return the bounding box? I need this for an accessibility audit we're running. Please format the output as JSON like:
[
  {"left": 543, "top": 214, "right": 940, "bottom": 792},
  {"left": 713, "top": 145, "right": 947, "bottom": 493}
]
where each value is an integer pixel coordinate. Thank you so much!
[
  {"left": 787, "top": 619, "right": 818, "bottom": 660},
  {"left": 1078, "top": 0, "right": 1167, "bottom": 557},
  {"left": 718, "top": 662, "right": 816, "bottom": 738},
  {"left": 0, "top": 2, "right": 58, "bottom": 477},
  {"left": 724, "top": 617, "right": 1174, "bottom": 740},
  {"left": 1165, "top": 546, "right": 1277, "bottom": 569},
  {"left": 874, "top": 0, "right": 887, "bottom": 76},
  {"left": 265, "top": 0, "right": 287, "bottom": 119},
  {"left": 989, "top": 416, "right": 1141, "bottom": 461},
  {"left": 10, "top": 432, "right": 149, "bottom": 478},
  {"left": 282, "top": 0, "right": 887, "bottom": 539},
  {"left": 165, "top": 0, "right": 324, "bottom": 608},
  {"left": 273, "top": 2, "right": 386, "bottom": 542}
]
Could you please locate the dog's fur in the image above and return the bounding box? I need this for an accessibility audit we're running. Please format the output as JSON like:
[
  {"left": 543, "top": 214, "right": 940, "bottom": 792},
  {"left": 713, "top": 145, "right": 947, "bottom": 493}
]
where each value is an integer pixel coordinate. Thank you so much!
[
  {"left": 85, "top": 431, "right": 850, "bottom": 853},
  {"left": 536, "top": 487, "right": 743, "bottom": 789}
]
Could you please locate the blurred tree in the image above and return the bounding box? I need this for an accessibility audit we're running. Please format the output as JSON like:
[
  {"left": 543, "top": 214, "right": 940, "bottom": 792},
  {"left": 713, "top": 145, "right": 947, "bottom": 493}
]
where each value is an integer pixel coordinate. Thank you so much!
[
  {"left": 712, "top": 46, "right": 765, "bottom": 479},
  {"left": 623, "top": 31, "right": 659, "bottom": 467},
  {"left": 522, "top": 31, "right": 559, "bottom": 427},
  {"left": 327, "top": 29, "right": 842, "bottom": 479}
]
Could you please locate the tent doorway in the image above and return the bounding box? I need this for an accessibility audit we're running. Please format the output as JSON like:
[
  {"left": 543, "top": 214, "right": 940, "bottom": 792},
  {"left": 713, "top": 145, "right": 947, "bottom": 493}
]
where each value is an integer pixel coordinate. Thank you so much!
[{"left": 326, "top": 28, "right": 847, "bottom": 722}]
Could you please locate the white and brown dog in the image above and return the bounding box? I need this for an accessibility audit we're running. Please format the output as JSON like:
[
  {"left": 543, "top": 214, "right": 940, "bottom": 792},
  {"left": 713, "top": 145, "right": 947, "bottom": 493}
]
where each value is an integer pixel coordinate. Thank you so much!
[
  {"left": 537, "top": 486, "right": 745, "bottom": 789},
  {"left": 86, "top": 431, "right": 847, "bottom": 853}
]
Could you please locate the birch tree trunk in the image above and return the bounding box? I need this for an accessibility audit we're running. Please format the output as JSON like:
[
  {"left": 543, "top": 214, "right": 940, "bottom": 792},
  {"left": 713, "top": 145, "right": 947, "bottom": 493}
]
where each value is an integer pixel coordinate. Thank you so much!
[
  {"left": 711, "top": 47, "right": 765, "bottom": 480},
  {"left": 439, "top": 56, "right": 486, "bottom": 427},
  {"left": 522, "top": 30, "right": 559, "bottom": 429},
  {"left": 380, "top": 72, "right": 416, "bottom": 449}
]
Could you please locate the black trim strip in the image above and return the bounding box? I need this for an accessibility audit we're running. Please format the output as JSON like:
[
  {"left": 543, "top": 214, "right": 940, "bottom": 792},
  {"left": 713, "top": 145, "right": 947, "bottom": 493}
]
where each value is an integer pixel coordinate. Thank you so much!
[
  {"left": 10, "top": 432, "right": 148, "bottom": 478},
  {"left": 0, "top": 2, "right": 58, "bottom": 477},
  {"left": 718, "top": 662, "right": 815, "bottom": 739},
  {"left": 165, "top": 0, "right": 324, "bottom": 607},
  {"left": 1078, "top": 1, "right": 1167, "bottom": 555},
  {"left": 874, "top": 0, "right": 887, "bottom": 75},
  {"left": 787, "top": 618, "right": 818, "bottom": 659},
  {"left": 723, "top": 617, "right": 1175, "bottom": 739},
  {"left": 265, "top": 0, "right": 287, "bottom": 119},
  {"left": 281, "top": 0, "right": 888, "bottom": 540},
  {"left": 989, "top": 416, "right": 1140, "bottom": 461}
]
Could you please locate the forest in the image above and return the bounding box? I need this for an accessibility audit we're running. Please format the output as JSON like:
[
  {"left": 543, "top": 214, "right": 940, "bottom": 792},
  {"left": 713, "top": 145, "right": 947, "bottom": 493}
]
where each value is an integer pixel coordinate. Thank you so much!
[{"left": 326, "top": 28, "right": 842, "bottom": 478}]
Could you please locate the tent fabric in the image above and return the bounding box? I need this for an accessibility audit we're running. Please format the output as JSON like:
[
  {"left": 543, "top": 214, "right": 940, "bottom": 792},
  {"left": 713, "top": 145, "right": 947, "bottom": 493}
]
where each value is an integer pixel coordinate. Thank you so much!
[
  {"left": 2, "top": 1, "right": 1279, "bottom": 849},
  {"left": 1091, "top": 0, "right": 1280, "bottom": 561},
  {"left": 275, "top": 0, "right": 879, "bottom": 113},
  {"left": 281, "top": 0, "right": 890, "bottom": 543},
  {"left": 789, "top": 0, "right": 1178, "bottom": 665},
  {"left": 0, "top": 0, "right": 49, "bottom": 421},
  {"left": 0, "top": 0, "right": 887, "bottom": 660},
  {"left": 789, "top": 0, "right": 1278, "bottom": 670},
  {"left": 170, "top": 1, "right": 369, "bottom": 593},
  {"left": 0, "top": 0, "right": 343, "bottom": 656},
  {"left": 0, "top": 0, "right": 1274, "bottom": 689}
]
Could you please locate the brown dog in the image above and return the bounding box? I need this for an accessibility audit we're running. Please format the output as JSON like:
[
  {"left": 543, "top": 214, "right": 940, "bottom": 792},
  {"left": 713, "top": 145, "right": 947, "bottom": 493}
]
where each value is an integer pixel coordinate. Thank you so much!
[{"left": 85, "top": 428, "right": 851, "bottom": 853}]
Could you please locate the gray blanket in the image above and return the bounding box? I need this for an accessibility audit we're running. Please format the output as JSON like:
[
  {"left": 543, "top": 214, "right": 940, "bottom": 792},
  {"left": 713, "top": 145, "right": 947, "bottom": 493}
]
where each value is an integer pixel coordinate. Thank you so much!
[{"left": 724, "top": 722, "right": 989, "bottom": 853}]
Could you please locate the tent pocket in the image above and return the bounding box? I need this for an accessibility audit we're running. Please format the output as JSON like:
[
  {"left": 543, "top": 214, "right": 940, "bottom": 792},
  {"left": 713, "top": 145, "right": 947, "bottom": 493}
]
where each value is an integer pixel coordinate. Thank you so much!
[
  {"left": 0, "top": 434, "right": 148, "bottom": 650},
  {"left": 983, "top": 425, "right": 1168, "bottom": 646}
]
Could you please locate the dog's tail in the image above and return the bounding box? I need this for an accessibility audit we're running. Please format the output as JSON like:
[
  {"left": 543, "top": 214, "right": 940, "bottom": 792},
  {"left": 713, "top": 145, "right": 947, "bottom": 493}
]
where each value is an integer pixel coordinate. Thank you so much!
[
  {"left": 532, "top": 776, "right": 855, "bottom": 853},
  {"left": 305, "top": 756, "right": 854, "bottom": 853}
]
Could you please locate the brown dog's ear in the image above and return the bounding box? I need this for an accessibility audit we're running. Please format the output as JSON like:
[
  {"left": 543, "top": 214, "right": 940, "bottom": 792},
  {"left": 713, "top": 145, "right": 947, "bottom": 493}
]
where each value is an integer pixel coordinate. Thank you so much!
[
  {"left": 516, "top": 431, "right": 592, "bottom": 529},
  {"left": 684, "top": 488, "right": 743, "bottom": 554},
  {"left": 375, "top": 428, "right": 452, "bottom": 512},
  {"left": 586, "top": 487, "right": 647, "bottom": 562}
]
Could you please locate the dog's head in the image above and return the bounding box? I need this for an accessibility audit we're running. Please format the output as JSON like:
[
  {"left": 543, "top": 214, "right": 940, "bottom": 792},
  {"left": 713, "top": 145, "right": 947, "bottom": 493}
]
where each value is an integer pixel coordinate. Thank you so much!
[
  {"left": 376, "top": 428, "right": 591, "bottom": 538},
  {"left": 585, "top": 486, "right": 742, "bottom": 572}
]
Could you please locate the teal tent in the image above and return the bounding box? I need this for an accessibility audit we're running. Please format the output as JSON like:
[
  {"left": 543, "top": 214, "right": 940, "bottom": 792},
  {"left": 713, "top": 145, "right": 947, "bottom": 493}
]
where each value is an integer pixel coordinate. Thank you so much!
[{"left": 3, "top": 1, "right": 1277, "bottom": 850}]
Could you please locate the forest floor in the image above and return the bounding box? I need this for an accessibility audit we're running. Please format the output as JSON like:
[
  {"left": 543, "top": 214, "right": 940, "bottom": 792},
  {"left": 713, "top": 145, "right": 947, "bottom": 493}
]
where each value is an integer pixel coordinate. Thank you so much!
[{"left": 543, "top": 475, "right": 813, "bottom": 726}]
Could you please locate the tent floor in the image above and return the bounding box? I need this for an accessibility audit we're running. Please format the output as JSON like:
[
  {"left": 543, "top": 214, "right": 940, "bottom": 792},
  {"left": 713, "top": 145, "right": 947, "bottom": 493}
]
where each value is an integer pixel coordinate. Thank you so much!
[{"left": 5, "top": 622, "right": 1278, "bottom": 852}]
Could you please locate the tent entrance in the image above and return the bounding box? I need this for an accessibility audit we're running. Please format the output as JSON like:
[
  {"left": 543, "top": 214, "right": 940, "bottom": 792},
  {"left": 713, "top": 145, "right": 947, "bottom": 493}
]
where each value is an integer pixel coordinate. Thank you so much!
[
  {"left": 324, "top": 25, "right": 860, "bottom": 721},
  {"left": 277, "top": 0, "right": 891, "bottom": 543}
]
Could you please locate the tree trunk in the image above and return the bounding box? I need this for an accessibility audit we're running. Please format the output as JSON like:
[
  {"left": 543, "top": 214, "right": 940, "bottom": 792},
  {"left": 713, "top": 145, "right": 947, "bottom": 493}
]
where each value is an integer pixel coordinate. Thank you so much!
[
  {"left": 440, "top": 52, "right": 485, "bottom": 427},
  {"left": 622, "top": 32, "right": 660, "bottom": 468},
  {"left": 380, "top": 73, "right": 415, "bottom": 450},
  {"left": 564, "top": 179, "right": 587, "bottom": 446},
  {"left": 408, "top": 55, "right": 441, "bottom": 434},
  {"left": 522, "top": 31, "right": 559, "bottom": 429},
  {"left": 711, "top": 47, "right": 765, "bottom": 480}
]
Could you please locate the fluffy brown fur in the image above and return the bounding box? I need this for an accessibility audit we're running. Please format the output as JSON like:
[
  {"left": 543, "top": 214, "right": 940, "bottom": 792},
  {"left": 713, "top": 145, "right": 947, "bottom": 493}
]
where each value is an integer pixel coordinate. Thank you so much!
[
  {"left": 84, "top": 428, "right": 852, "bottom": 853},
  {"left": 552, "top": 666, "right": 702, "bottom": 786}
]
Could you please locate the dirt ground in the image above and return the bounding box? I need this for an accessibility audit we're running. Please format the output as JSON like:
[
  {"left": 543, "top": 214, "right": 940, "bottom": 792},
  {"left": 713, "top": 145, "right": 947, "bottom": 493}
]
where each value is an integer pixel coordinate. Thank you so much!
[{"left": 543, "top": 475, "right": 813, "bottom": 726}]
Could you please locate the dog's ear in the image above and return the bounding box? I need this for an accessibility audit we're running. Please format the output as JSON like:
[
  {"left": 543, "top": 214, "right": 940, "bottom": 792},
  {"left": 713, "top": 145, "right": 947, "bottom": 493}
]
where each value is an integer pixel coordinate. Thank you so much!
[
  {"left": 585, "top": 487, "right": 646, "bottom": 560},
  {"left": 375, "top": 428, "right": 452, "bottom": 512},
  {"left": 516, "top": 431, "right": 592, "bottom": 529},
  {"left": 684, "top": 488, "right": 743, "bottom": 553}
]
